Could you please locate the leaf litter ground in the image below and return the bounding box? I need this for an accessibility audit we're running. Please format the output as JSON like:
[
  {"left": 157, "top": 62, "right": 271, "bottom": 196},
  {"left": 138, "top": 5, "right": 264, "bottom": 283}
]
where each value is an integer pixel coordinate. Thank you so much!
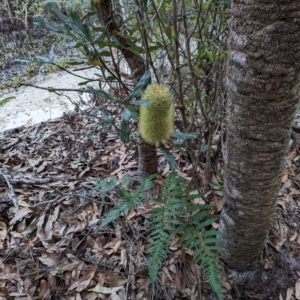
[{"left": 0, "top": 106, "right": 300, "bottom": 300}]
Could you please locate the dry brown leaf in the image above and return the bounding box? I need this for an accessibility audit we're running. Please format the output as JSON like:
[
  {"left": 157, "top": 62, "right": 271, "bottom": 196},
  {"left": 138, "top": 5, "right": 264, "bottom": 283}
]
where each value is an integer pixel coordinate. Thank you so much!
[
  {"left": 281, "top": 173, "right": 288, "bottom": 183},
  {"left": 68, "top": 266, "right": 97, "bottom": 292},
  {"left": 286, "top": 287, "right": 294, "bottom": 300},
  {"left": 290, "top": 232, "right": 298, "bottom": 242},
  {"left": 110, "top": 291, "right": 123, "bottom": 300},
  {"left": 295, "top": 278, "right": 300, "bottom": 300},
  {"left": 119, "top": 249, "right": 127, "bottom": 270},
  {"left": 44, "top": 215, "right": 53, "bottom": 241},
  {"left": 0, "top": 221, "right": 7, "bottom": 249},
  {"left": 36, "top": 213, "right": 47, "bottom": 240},
  {"left": 22, "top": 217, "right": 39, "bottom": 236},
  {"left": 175, "top": 269, "right": 182, "bottom": 292},
  {"left": 113, "top": 240, "right": 122, "bottom": 252},
  {"left": 38, "top": 279, "right": 48, "bottom": 300},
  {"left": 223, "top": 280, "right": 232, "bottom": 291},
  {"left": 279, "top": 292, "right": 284, "bottom": 300},
  {"left": 0, "top": 273, "right": 21, "bottom": 280},
  {"left": 9, "top": 207, "right": 33, "bottom": 225},
  {"left": 87, "top": 284, "right": 124, "bottom": 294},
  {"left": 38, "top": 251, "right": 60, "bottom": 267},
  {"left": 103, "top": 241, "right": 117, "bottom": 249},
  {"left": 277, "top": 200, "right": 287, "bottom": 212},
  {"left": 163, "top": 266, "right": 173, "bottom": 282}
]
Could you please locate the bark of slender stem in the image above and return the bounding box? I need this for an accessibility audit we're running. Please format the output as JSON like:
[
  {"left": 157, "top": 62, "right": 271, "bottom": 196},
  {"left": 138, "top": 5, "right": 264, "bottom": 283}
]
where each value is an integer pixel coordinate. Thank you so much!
[{"left": 219, "top": 0, "right": 300, "bottom": 270}]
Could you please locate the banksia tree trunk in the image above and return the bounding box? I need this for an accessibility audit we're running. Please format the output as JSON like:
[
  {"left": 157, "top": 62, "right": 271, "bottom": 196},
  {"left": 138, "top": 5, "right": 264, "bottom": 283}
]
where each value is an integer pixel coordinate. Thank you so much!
[
  {"left": 219, "top": 0, "right": 300, "bottom": 270},
  {"left": 94, "top": 0, "right": 158, "bottom": 175}
]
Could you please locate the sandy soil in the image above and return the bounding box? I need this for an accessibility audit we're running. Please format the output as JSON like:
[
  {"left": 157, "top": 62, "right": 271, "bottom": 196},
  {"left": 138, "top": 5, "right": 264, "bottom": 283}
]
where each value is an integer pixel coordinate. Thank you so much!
[{"left": 0, "top": 67, "right": 99, "bottom": 132}]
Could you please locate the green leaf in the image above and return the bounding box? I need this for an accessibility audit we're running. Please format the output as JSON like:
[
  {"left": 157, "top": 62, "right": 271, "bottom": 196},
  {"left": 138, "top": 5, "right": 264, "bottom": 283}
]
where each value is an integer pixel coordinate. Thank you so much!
[
  {"left": 127, "top": 70, "right": 151, "bottom": 100},
  {"left": 120, "top": 108, "right": 131, "bottom": 143},
  {"left": 165, "top": 26, "right": 173, "bottom": 41},
  {"left": 83, "top": 88, "right": 120, "bottom": 103},
  {"left": 45, "top": 1, "right": 70, "bottom": 23},
  {"left": 99, "top": 51, "right": 112, "bottom": 57},
  {"left": 159, "top": 144, "right": 178, "bottom": 169},
  {"left": 172, "top": 131, "right": 198, "bottom": 139},
  {"left": 0, "top": 96, "right": 16, "bottom": 107},
  {"left": 77, "top": 80, "right": 96, "bottom": 86},
  {"left": 34, "top": 18, "right": 68, "bottom": 34},
  {"left": 131, "top": 99, "right": 151, "bottom": 106},
  {"left": 13, "top": 59, "right": 31, "bottom": 64},
  {"left": 95, "top": 177, "right": 117, "bottom": 194},
  {"left": 34, "top": 55, "right": 51, "bottom": 63}
]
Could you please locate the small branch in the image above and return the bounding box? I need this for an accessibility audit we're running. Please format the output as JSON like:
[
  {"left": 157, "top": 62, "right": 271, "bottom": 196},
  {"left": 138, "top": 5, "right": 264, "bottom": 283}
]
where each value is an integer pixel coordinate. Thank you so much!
[
  {"left": 51, "top": 63, "right": 96, "bottom": 81},
  {"left": 1, "top": 138, "right": 20, "bottom": 150},
  {"left": 0, "top": 176, "right": 52, "bottom": 185},
  {"left": 0, "top": 172, "right": 18, "bottom": 209},
  {"left": 19, "top": 83, "right": 86, "bottom": 93}
]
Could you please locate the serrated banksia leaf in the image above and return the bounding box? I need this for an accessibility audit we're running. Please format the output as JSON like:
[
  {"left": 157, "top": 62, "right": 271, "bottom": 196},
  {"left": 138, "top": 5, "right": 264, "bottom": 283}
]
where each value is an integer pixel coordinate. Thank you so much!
[{"left": 139, "top": 84, "right": 174, "bottom": 145}]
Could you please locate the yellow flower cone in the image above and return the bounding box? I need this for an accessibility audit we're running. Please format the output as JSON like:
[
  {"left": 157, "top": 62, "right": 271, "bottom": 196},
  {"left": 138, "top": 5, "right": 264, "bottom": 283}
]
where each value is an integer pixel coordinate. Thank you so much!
[{"left": 139, "top": 84, "right": 174, "bottom": 145}]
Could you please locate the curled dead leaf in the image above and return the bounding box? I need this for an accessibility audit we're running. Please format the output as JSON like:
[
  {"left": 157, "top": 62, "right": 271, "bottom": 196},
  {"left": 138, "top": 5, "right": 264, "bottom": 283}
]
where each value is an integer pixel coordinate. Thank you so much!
[{"left": 290, "top": 232, "right": 298, "bottom": 242}]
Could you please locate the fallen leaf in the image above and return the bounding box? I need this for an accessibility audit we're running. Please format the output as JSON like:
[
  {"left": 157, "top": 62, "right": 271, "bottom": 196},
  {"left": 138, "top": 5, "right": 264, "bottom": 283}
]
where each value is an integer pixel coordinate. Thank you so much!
[
  {"left": 110, "top": 292, "right": 122, "bottom": 300},
  {"left": 296, "top": 279, "right": 300, "bottom": 300},
  {"left": 9, "top": 207, "right": 33, "bottom": 225},
  {"left": 68, "top": 266, "right": 97, "bottom": 292},
  {"left": 0, "top": 222, "right": 7, "bottom": 249},
  {"left": 290, "top": 232, "right": 298, "bottom": 242},
  {"left": 279, "top": 292, "right": 283, "bottom": 300},
  {"left": 88, "top": 284, "right": 123, "bottom": 294},
  {"left": 38, "top": 279, "right": 48, "bottom": 300},
  {"left": 38, "top": 251, "right": 60, "bottom": 267},
  {"left": 281, "top": 173, "right": 288, "bottom": 183},
  {"left": 286, "top": 287, "right": 293, "bottom": 300}
]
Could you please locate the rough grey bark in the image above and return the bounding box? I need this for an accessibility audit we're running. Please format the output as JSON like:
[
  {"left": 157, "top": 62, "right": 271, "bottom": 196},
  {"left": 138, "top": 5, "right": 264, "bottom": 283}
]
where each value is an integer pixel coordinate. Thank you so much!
[
  {"left": 219, "top": 0, "right": 300, "bottom": 270},
  {"left": 94, "top": 0, "right": 158, "bottom": 175}
]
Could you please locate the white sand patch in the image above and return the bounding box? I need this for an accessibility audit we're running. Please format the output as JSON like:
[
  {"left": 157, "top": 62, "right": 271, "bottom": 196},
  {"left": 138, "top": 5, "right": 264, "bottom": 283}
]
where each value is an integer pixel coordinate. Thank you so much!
[{"left": 0, "top": 67, "right": 99, "bottom": 132}]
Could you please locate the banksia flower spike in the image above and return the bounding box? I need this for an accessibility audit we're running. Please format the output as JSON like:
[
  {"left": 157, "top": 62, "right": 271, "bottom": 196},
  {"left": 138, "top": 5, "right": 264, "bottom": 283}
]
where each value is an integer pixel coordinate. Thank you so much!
[{"left": 139, "top": 84, "right": 174, "bottom": 145}]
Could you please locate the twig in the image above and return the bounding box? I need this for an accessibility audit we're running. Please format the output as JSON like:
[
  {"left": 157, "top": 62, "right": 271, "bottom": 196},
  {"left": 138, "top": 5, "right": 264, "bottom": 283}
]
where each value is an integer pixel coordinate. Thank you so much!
[
  {"left": 0, "top": 171, "right": 18, "bottom": 209},
  {"left": 51, "top": 63, "right": 95, "bottom": 81},
  {"left": 0, "top": 176, "right": 52, "bottom": 185},
  {"left": 1, "top": 138, "right": 20, "bottom": 150},
  {"left": 19, "top": 83, "right": 86, "bottom": 93}
]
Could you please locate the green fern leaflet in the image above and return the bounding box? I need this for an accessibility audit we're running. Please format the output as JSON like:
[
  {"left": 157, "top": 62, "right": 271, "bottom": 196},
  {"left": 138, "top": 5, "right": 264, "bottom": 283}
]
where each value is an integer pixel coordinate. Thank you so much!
[{"left": 148, "top": 172, "right": 223, "bottom": 299}]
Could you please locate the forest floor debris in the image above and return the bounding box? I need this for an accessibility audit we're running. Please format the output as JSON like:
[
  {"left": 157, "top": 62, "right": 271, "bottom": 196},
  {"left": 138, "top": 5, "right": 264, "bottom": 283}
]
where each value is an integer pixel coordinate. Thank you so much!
[{"left": 0, "top": 107, "right": 300, "bottom": 299}]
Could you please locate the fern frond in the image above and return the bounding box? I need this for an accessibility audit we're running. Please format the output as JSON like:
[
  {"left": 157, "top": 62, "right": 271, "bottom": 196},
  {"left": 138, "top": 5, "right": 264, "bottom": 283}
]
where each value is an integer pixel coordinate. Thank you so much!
[
  {"left": 147, "top": 172, "right": 188, "bottom": 284},
  {"left": 99, "top": 174, "right": 156, "bottom": 228},
  {"left": 95, "top": 176, "right": 117, "bottom": 194},
  {"left": 197, "top": 234, "right": 223, "bottom": 299},
  {"left": 181, "top": 223, "right": 223, "bottom": 299}
]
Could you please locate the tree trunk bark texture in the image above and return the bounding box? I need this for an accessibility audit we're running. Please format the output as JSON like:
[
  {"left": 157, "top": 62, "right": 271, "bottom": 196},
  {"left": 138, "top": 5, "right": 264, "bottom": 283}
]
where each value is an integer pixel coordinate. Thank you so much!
[
  {"left": 138, "top": 139, "right": 158, "bottom": 175},
  {"left": 94, "top": 0, "right": 158, "bottom": 175},
  {"left": 220, "top": 0, "right": 300, "bottom": 270},
  {"left": 94, "top": 0, "right": 146, "bottom": 81}
]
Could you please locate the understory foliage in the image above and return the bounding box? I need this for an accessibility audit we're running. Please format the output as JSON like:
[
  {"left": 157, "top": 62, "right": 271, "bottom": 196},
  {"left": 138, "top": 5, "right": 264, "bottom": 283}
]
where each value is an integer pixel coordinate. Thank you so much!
[
  {"left": 99, "top": 172, "right": 223, "bottom": 299},
  {"left": 31, "top": 0, "right": 228, "bottom": 171}
]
